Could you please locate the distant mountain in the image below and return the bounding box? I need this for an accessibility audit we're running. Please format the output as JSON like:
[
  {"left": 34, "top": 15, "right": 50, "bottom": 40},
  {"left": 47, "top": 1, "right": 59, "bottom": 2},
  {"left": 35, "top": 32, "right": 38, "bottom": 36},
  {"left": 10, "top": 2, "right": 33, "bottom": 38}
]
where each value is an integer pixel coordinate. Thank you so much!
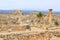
[
  {"left": 0, "top": 10, "right": 60, "bottom": 14},
  {"left": 0, "top": 10, "right": 35, "bottom": 14},
  {"left": 23, "top": 10, "right": 35, "bottom": 14},
  {"left": 0, "top": 10, "right": 13, "bottom": 14}
]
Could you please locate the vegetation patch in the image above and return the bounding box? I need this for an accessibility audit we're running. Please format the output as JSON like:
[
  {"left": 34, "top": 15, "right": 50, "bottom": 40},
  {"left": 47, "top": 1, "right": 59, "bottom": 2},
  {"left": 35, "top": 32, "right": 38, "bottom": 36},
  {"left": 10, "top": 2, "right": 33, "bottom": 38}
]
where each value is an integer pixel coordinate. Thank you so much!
[
  {"left": 37, "top": 12, "right": 43, "bottom": 19},
  {"left": 54, "top": 22, "right": 59, "bottom": 26}
]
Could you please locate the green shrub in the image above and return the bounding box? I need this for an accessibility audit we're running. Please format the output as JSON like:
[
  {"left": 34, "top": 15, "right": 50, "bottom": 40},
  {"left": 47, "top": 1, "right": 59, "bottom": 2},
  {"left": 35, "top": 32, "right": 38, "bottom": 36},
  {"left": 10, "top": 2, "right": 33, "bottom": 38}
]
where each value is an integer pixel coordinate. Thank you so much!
[
  {"left": 54, "top": 22, "right": 59, "bottom": 26},
  {"left": 37, "top": 12, "right": 43, "bottom": 19}
]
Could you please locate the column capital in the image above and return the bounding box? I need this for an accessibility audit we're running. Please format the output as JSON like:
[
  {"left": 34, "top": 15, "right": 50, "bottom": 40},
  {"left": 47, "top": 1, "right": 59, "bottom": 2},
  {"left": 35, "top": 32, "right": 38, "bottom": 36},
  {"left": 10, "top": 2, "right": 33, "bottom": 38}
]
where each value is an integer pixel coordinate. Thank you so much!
[{"left": 49, "top": 9, "right": 53, "bottom": 11}]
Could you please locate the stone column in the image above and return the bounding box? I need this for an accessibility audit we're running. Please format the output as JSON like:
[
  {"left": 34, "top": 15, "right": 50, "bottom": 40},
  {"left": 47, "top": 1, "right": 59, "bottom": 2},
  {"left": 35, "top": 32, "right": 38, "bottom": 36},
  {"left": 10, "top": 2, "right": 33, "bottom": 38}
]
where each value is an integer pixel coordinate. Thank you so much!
[
  {"left": 43, "top": 18, "right": 47, "bottom": 30},
  {"left": 49, "top": 9, "right": 53, "bottom": 26}
]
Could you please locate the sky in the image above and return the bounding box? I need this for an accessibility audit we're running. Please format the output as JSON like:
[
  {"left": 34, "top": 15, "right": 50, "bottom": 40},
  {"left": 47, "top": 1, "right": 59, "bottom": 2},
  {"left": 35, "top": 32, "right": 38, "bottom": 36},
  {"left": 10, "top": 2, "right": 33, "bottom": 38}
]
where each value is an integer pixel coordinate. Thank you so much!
[{"left": 0, "top": 0, "right": 60, "bottom": 11}]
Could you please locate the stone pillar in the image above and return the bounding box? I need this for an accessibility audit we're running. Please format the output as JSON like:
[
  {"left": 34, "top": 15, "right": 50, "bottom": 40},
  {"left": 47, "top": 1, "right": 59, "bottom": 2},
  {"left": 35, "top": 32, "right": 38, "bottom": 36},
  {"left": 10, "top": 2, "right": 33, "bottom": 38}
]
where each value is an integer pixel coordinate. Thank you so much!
[
  {"left": 43, "top": 17, "right": 47, "bottom": 30},
  {"left": 43, "top": 22, "right": 47, "bottom": 30},
  {"left": 49, "top": 9, "right": 53, "bottom": 26}
]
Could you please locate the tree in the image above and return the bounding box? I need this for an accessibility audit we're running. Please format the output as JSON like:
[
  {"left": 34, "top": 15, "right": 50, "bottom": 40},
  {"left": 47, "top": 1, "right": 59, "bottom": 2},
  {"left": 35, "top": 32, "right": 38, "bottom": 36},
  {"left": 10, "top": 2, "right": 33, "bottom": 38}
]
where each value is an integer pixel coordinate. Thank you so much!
[
  {"left": 37, "top": 12, "right": 43, "bottom": 19},
  {"left": 22, "top": 13, "right": 24, "bottom": 15}
]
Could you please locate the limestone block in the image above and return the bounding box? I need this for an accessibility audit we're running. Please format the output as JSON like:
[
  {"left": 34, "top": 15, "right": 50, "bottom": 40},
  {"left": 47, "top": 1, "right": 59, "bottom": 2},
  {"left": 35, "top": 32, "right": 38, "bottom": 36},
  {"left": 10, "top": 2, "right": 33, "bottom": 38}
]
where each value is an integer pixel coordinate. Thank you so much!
[
  {"left": 0, "top": 38, "right": 4, "bottom": 40},
  {"left": 14, "top": 38, "right": 18, "bottom": 40}
]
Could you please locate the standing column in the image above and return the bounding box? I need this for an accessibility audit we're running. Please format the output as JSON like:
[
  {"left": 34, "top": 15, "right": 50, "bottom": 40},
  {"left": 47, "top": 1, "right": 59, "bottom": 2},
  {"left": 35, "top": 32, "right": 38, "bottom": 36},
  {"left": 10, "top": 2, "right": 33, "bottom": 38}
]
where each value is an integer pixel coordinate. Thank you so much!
[
  {"left": 43, "top": 17, "right": 47, "bottom": 30},
  {"left": 49, "top": 9, "right": 53, "bottom": 26}
]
